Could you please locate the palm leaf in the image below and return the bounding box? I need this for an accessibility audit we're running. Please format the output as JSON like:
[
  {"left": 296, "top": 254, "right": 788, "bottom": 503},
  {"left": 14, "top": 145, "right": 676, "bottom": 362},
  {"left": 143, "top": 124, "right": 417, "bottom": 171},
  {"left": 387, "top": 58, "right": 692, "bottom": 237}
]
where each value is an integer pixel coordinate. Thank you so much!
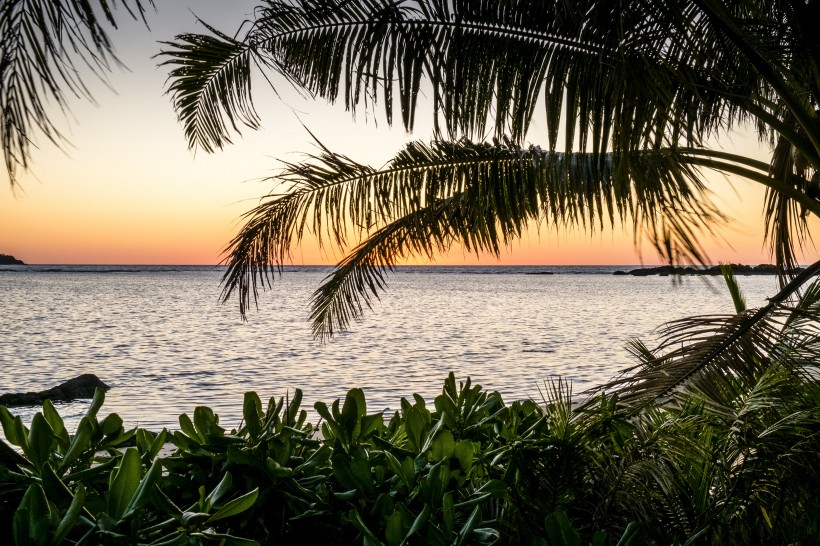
[
  {"left": 720, "top": 264, "right": 746, "bottom": 314},
  {"left": 606, "top": 260, "right": 820, "bottom": 407},
  {"left": 166, "top": 0, "right": 820, "bottom": 295},
  {"left": 162, "top": 0, "right": 762, "bottom": 151},
  {"left": 160, "top": 21, "right": 261, "bottom": 153},
  {"left": 0, "top": 0, "right": 154, "bottom": 185},
  {"left": 221, "top": 138, "right": 725, "bottom": 336}
]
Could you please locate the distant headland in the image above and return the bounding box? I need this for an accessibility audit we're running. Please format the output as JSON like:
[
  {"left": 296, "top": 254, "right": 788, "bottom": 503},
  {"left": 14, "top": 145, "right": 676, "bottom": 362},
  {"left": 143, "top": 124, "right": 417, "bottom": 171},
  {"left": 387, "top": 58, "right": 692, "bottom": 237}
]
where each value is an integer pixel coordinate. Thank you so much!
[
  {"left": 0, "top": 253, "right": 25, "bottom": 265},
  {"left": 614, "top": 264, "right": 796, "bottom": 276}
]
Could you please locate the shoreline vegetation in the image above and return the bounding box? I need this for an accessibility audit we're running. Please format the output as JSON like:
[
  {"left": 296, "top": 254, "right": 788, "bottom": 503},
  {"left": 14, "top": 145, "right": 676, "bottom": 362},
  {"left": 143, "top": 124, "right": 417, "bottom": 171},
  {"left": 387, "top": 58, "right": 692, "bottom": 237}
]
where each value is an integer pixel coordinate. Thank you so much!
[{"left": 2, "top": 371, "right": 817, "bottom": 545}]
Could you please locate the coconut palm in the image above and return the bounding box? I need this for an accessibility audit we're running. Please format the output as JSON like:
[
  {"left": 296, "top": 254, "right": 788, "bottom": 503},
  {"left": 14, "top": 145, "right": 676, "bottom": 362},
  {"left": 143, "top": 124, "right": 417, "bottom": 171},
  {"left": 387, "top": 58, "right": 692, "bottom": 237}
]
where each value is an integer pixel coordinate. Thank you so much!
[
  {"left": 0, "top": 0, "right": 154, "bottom": 187},
  {"left": 160, "top": 0, "right": 820, "bottom": 338}
]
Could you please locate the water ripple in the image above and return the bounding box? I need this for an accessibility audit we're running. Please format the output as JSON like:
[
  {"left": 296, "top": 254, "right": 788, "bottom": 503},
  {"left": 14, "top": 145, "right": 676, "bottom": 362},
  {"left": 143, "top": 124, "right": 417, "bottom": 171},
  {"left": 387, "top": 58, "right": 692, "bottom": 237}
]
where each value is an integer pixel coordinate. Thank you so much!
[{"left": 1, "top": 266, "right": 778, "bottom": 431}]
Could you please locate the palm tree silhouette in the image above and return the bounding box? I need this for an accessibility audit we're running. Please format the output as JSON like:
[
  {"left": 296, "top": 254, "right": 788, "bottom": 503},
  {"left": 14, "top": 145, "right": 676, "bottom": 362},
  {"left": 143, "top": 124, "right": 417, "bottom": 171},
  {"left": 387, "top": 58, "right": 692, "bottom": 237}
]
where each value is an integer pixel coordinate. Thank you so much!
[{"left": 160, "top": 0, "right": 820, "bottom": 341}]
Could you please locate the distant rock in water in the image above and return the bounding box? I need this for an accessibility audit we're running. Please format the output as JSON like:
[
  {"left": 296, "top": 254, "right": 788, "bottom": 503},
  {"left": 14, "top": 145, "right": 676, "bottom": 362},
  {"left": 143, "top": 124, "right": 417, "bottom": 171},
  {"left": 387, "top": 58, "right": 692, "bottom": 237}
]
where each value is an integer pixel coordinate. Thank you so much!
[
  {"left": 617, "top": 264, "right": 799, "bottom": 276},
  {"left": 0, "top": 374, "right": 109, "bottom": 407},
  {"left": 0, "top": 253, "right": 24, "bottom": 265}
]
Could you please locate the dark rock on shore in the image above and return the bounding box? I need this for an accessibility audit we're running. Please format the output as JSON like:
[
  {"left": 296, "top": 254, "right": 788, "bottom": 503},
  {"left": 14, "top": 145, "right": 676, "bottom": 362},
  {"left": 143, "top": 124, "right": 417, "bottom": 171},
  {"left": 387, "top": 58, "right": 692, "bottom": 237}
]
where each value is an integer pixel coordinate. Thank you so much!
[
  {"left": 0, "top": 374, "right": 109, "bottom": 407},
  {"left": 619, "top": 264, "right": 800, "bottom": 276},
  {"left": 0, "top": 253, "right": 24, "bottom": 265}
]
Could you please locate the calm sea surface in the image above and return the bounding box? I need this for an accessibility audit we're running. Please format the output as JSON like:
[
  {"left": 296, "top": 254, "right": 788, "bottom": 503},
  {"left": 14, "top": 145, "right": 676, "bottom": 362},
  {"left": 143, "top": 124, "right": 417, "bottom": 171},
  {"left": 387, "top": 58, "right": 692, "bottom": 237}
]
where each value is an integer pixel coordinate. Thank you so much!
[{"left": 1, "top": 265, "right": 779, "bottom": 432}]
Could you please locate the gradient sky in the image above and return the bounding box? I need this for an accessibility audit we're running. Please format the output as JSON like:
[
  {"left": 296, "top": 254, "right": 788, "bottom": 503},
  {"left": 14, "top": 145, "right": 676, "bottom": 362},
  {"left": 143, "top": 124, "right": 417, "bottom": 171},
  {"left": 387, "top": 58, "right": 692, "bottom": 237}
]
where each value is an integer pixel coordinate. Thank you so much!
[{"left": 1, "top": 1, "right": 813, "bottom": 266}]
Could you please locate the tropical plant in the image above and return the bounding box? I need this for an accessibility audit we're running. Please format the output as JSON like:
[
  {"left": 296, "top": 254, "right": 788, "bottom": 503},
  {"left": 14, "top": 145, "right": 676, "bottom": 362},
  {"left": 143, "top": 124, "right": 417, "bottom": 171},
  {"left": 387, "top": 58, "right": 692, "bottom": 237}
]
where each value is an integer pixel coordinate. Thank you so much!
[
  {"left": 0, "top": 376, "right": 539, "bottom": 545},
  {"left": 0, "top": 388, "right": 260, "bottom": 545},
  {"left": 0, "top": 0, "right": 154, "bottom": 187},
  {"left": 1, "top": 361, "right": 817, "bottom": 544},
  {"left": 159, "top": 0, "right": 820, "bottom": 341}
]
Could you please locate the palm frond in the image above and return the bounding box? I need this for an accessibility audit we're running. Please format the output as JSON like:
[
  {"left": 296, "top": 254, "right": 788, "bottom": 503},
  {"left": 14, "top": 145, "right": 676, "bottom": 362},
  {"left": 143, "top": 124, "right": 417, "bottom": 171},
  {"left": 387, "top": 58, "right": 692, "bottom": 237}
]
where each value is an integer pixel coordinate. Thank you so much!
[
  {"left": 606, "top": 260, "right": 820, "bottom": 407},
  {"left": 763, "top": 133, "right": 815, "bottom": 282},
  {"left": 307, "top": 198, "right": 456, "bottom": 339},
  {"left": 164, "top": 0, "right": 784, "bottom": 153},
  {"left": 160, "top": 21, "right": 261, "bottom": 153},
  {"left": 720, "top": 264, "right": 746, "bottom": 314},
  {"left": 221, "top": 138, "right": 725, "bottom": 336},
  {"left": 0, "top": 0, "right": 154, "bottom": 186},
  {"left": 168, "top": 0, "right": 820, "bottom": 288}
]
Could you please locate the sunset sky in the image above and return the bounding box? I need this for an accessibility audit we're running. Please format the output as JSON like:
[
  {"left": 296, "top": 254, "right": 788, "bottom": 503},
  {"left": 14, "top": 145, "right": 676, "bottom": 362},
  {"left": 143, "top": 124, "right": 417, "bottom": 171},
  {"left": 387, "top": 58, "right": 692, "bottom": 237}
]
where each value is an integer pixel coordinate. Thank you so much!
[{"left": 0, "top": 1, "right": 811, "bottom": 266}]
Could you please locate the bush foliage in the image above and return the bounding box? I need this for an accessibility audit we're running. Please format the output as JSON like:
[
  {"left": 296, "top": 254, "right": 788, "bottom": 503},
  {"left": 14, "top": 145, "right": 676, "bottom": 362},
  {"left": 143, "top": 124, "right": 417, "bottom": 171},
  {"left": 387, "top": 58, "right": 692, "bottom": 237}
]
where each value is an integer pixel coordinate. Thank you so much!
[{"left": 2, "top": 367, "right": 818, "bottom": 545}]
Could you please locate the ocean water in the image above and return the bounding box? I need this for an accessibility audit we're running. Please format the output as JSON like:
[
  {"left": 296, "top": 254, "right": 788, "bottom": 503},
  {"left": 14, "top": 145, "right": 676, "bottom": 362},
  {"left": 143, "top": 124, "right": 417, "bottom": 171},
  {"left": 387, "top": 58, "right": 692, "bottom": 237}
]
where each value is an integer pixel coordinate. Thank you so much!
[{"left": 1, "top": 265, "right": 779, "bottom": 432}]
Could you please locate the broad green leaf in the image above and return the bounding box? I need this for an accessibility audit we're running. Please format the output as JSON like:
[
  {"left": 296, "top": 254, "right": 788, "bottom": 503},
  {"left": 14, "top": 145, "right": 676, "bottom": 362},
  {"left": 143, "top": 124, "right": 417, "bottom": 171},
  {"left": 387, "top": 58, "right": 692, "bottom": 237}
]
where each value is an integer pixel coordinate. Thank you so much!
[
  {"left": 456, "top": 506, "right": 482, "bottom": 546},
  {"left": 123, "top": 458, "right": 163, "bottom": 518},
  {"left": 206, "top": 488, "right": 258, "bottom": 523},
  {"left": 405, "top": 504, "right": 430, "bottom": 541},
  {"left": 42, "top": 400, "right": 69, "bottom": 449},
  {"left": 204, "top": 472, "right": 233, "bottom": 510},
  {"left": 181, "top": 510, "right": 210, "bottom": 526},
  {"left": 0, "top": 435, "right": 28, "bottom": 469},
  {"left": 385, "top": 510, "right": 405, "bottom": 546},
  {"left": 314, "top": 401, "right": 339, "bottom": 440},
  {"left": 286, "top": 389, "right": 304, "bottom": 424},
  {"left": 86, "top": 388, "right": 106, "bottom": 421},
  {"left": 53, "top": 483, "right": 86, "bottom": 545},
  {"left": 108, "top": 447, "right": 143, "bottom": 520},
  {"left": 151, "top": 485, "right": 184, "bottom": 519},
  {"left": 136, "top": 429, "right": 152, "bottom": 453},
  {"left": 101, "top": 413, "right": 124, "bottom": 436},
  {"left": 266, "top": 458, "right": 293, "bottom": 479},
  {"left": 340, "top": 390, "right": 363, "bottom": 440},
  {"left": 243, "top": 392, "right": 263, "bottom": 439},
  {"left": 333, "top": 489, "right": 358, "bottom": 501},
  {"left": 60, "top": 417, "right": 92, "bottom": 470},
  {"left": 442, "top": 493, "right": 455, "bottom": 534},
  {"left": 472, "top": 528, "right": 501, "bottom": 543},
  {"left": 13, "top": 484, "right": 52, "bottom": 546},
  {"left": 401, "top": 457, "right": 416, "bottom": 485},
  {"left": 136, "top": 428, "right": 169, "bottom": 460},
  {"left": 349, "top": 454, "right": 374, "bottom": 495},
  {"left": 26, "top": 412, "right": 54, "bottom": 471},
  {"left": 404, "top": 406, "right": 428, "bottom": 453},
  {"left": 178, "top": 413, "right": 202, "bottom": 443},
  {"left": 41, "top": 462, "right": 74, "bottom": 508},
  {"left": 419, "top": 418, "right": 445, "bottom": 456},
  {"left": 474, "top": 479, "right": 507, "bottom": 496},
  {"left": 1, "top": 407, "right": 29, "bottom": 450},
  {"left": 431, "top": 430, "right": 455, "bottom": 461},
  {"left": 149, "top": 428, "right": 169, "bottom": 459},
  {"left": 360, "top": 412, "right": 384, "bottom": 439},
  {"left": 615, "top": 522, "right": 647, "bottom": 546},
  {"left": 193, "top": 406, "right": 221, "bottom": 438},
  {"left": 453, "top": 493, "right": 493, "bottom": 511},
  {"left": 453, "top": 440, "right": 474, "bottom": 473}
]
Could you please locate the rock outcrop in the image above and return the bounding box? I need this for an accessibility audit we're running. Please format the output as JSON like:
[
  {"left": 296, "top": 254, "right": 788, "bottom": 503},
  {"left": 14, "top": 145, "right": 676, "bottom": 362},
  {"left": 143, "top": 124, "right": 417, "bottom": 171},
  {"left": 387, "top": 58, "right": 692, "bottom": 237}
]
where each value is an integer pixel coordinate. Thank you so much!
[
  {"left": 0, "top": 374, "right": 110, "bottom": 407},
  {"left": 613, "top": 264, "right": 798, "bottom": 276},
  {"left": 0, "top": 253, "right": 25, "bottom": 265}
]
